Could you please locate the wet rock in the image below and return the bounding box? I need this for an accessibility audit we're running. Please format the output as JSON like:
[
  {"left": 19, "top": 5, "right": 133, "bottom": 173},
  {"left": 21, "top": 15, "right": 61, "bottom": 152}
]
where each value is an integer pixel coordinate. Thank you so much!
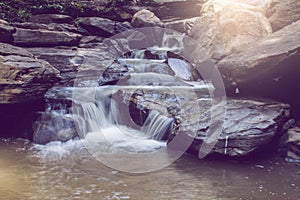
[
  {"left": 131, "top": 9, "right": 163, "bottom": 28},
  {"left": 187, "top": 99, "right": 290, "bottom": 157},
  {"left": 118, "top": 58, "right": 173, "bottom": 75},
  {"left": 0, "top": 24, "right": 15, "bottom": 44},
  {"left": 75, "top": 17, "right": 132, "bottom": 37},
  {"left": 33, "top": 109, "right": 77, "bottom": 144},
  {"left": 79, "top": 36, "right": 104, "bottom": 48},
  {"left": 29, "top": 14, "right": 73, "bottom": 24},
  {"left": 0, "top": 43, "right": 60, "bottom": 104},
  {"left": 13, "top": 28, "right": 82, "bottom": 47},
  {"left": 267, "top": 0, "right": 300, "bottom": 32},
  {"left": 189, "top": 0, "right": 272, "bottom": 59},
  {"left": 167, "top": 58, "right": 200, "bottom": 81},
  {"left": 98, "top": 61, "right": 129, "bottom": 86}
]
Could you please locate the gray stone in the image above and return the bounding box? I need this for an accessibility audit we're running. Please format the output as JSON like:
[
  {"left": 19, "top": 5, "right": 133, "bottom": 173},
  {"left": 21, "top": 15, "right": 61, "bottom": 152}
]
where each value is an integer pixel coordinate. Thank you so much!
[
  {"left": 267, "top": 0, "right": 300, "bottom": 32},
  {"left": 76, "top": 17, "right": 132, "bottom": 37},
  {"left": 29, "top": 14, "right": 73, "bottom": 24},
  {"left": 187, "top": 99, "right": 290, "bottom": 157},
  {"left": 189, "top": 0, "right": 272, "bottom": 60},
  {"left": 131, "top": 9, "right": 163, "bottom": 28},
  {"left": 13, "top": 28, "right": 82, "bottom": 47}
]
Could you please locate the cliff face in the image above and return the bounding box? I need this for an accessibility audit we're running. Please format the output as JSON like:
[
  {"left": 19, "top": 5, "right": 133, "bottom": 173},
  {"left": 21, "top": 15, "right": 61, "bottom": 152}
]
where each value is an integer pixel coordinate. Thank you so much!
[{"left": 0, "top": 0, "right": 299, "bottom": 159}]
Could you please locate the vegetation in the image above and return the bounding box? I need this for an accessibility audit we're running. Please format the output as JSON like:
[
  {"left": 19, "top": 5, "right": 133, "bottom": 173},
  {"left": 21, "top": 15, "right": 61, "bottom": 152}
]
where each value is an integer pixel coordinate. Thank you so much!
[{"left": 0, "top": 0, "right": 160, "bottom": 22}]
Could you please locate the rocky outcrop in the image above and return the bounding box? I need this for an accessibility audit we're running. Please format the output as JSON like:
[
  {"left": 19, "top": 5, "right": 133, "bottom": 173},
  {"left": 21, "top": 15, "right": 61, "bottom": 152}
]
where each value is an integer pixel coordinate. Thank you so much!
[
  {"left": 13, "top": 28, "right": 82, "bottom": 47},
  {"left": 131, "top": 9, "right": 163, "bottom": 28},
  {"left": 0, "top": 43, "right": 60, "bottom": 104},
  {"left": 267, "top": 0, "right": 300, "bottom": 32},
  {"left": 0, "top": 43, "right": 60, "bottom": 138},
  {"left": 189, "top": 0, "right": 272, "bottom": 60}
]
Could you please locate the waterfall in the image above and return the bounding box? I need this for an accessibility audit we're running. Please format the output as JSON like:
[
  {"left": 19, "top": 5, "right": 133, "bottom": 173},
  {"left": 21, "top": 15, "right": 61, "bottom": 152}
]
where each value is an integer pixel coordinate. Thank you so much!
[{"left": 76, "top": 90, "right": 174, "bottom": 143}]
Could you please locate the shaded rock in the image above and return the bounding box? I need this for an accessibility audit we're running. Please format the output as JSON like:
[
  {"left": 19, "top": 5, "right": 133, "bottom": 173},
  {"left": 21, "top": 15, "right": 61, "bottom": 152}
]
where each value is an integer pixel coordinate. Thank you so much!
[
  {"left": 190, "top": 0, "right": 272, "bottom": 59},
  {"left": 281, "top": 127, "right": 300, "bottom": 162},
  {"left": 75, "top": 17, "right": 132, "bottom": 37},
  {"left": 187, "top": 99, "right": 290, "bottom": 157},
  {"left": 164, "top": 17, "right": 199, "bottom": 34},
  {"left": 11, "top": 22, "right": 89, "bottom": 36},
  {"left": 13, "top": 28, "right": 82, "bottom": 47},
  {"left": 155, "top": 0, "right": 206, "bottom": 21},
  {"left": 29, "top": 14, "right": 73, "bottom": 24},
  {"left": 267, "top": 0, "right": 300, "bottom": 32},
  {"left": 0, "top": 43, "right": 60, "bottom": 104},
  {"left": 131, "top": 9, "right": 163, "bottom": 28},
  {"left": 0, "top": 24, "right": 15, "bottom": 44},
  {"left": 217, "top": 20, "right": 300, "bottom": 119}
]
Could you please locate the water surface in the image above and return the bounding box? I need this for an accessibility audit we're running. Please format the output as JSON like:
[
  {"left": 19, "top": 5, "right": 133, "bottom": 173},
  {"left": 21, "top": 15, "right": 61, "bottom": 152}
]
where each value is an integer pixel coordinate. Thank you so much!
[{"left": 1, "top": 139, "right": 299, "bottom": 200}]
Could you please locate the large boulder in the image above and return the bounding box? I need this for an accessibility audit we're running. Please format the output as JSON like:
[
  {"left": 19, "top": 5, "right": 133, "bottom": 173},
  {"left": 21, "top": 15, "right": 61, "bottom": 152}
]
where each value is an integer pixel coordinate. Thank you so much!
[
  {"left": 218, "top": 20, "right": 300, "bottom": 118},
  {"left": 131, "top": 9, "right": 163, "bottom": 28},
  {"left": 187, "top": 99, "right": 290, "bottom": 157},
  {"left": 13, "top": 28, "right": 82, "bottom": 47},
  {"left": 267, "top": 0, "right": 300, "bottom": 32},
  {"left": 0, "top": 43, "right": 60, "bottom": 104},
  {"left": 189, "top": 0, "right": 272, "bottom": 60}
]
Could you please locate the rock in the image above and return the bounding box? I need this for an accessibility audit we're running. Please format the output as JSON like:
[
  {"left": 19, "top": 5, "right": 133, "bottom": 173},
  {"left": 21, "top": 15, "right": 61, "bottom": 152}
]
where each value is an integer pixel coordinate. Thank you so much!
[
  {"left": 167, "top": 58, "right": 200, "bottom": 81},
  {"left": 187, "top": 99, "right": 290, "bottom": 157},
  {"left": 154, "top": 0, "right": 206, "bottom": 20},
  {"left": 11, "top": 22, "right": 89, "bottom": 36},
  {"left": 26, "top": 47, "right": 81, "bottom": 86},
  {"left": 164, "top": 17, "right": 199, "bottom": 34},
  {"left": 79, "top": 36, "right": 104, "bottom": 48},
  {"left": 13, "top": 28, "right": 82, "bottom": 47},
  {"left": 267, "top": 0, "right": 300, "bottom": 32},
  {"left": 0, "top": 43, "right": 60, "bottom": 104},
  {"left": 189, "top": 0, "right": 272, "bottom": 59},
  {"left": 217, "top": 20, "right": 300, "bottom": 119},
  {"left": 98, "top": 61, "right": 129, "bottom": 86},
  {"left": 282, "top": 127, "right": 300, "bottom": 162},
  {"left": 0, "top": 24, "right": 15, "bottom": 44},
  {"left": 75, "top": 17, "right": 132, "bottom": 37},
  {"left": 0, "top": 19, "right": 9, "bottom": 25},
  {"left": 131, "top": 9, "right": 163, "bottom": 28},
  {"left": 29, "top": 14, "right": 73, "bottom": 24}
]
